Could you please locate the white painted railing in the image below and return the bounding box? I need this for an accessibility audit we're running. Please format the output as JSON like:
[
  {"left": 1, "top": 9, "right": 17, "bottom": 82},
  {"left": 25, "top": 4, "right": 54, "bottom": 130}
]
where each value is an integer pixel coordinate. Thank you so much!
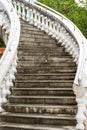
[
  {"left": 0, "top": 0, "right": 20, "bottom": 112},
  {"left": 1, "top": 0, "right": 87, "bottom": 129}
]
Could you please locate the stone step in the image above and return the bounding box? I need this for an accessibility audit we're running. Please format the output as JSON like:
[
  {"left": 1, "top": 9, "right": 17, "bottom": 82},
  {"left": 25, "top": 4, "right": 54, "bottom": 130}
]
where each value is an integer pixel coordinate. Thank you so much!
[
  {"left": 18, "top": 45, "right": 64, "bottom": 51},
  {"left": 0, "top": 122, "right": 76, "bottom": 130},
  {"left": 21, "top": 22, "right": 39, "bottom": 27},
  {"left": 20, "top": 26, "right": 50, "bottom": 39},
  {"left": 19, "top": 41, "right": 57, "bottom": 47},
  {"left": 20, "top": 23, "right": 46, "bottom": 32},
  {"left": 17, "top": 59, "right": 75, "bottom": 64},
  {"left": 11, "top": 88, "right": 75, "bottom": 96},
  {"left": 15, "top": 73, "right": 75, "bottom": 80},
  {"left": 0, "top": 113, "right": 76, "bottom": 126},
  {"left": 20, "top": 33, "right": 52, "bottom": 39},
  {"left": 21, "top": 25, "right": 41, "bottom": 31},
  {"left": 17, "top": 58, "right": 75, "bottom": 64},
  {"left": 18, "top": 49, "right": 72, "bottom": 57},
  {"left": 8, "top": 96, "right": 76, "bottom": 105},
  {"left": 14, "top": 80, "right": 73, "bottom": 88},
  {"left": 17, "top": 57, "right": 75, "bottom": 62},
  {"left": 17, "top": 58, "right": 76, "bottom": 64},
  {"left": 18, "top": 51, "right": 67, "bottom": 57},
  {"left": 17, "top": 63, "right": 76, "bottom": 68},
  {"left": 17, "top": 59, "right": 76, "bottom": 65},
  {"left": 18, "top": 51, "right": 69, "bottom": 57},
  {"left": 18, "top": 51, "right": 72, "bottom": 57},
  {"left": 20, "top": 21, "right": 35, "bottom": 25},
  {"left": 17, "top": 61, "right": 76, "bottom": 67},
  {"left": 17, "top": 67, "right": 76, "bottom": 73},
  {"left": 20, "top": 37, "right": 56, "bottom": 43},
  {"left": 21, "top": 30, "right": 46, "bottom": 35},
  {"left": 18, "top": 41, "right": 61, "bottom": 46},
  {"left": 20, "top": 23, "right": 43, "bottom": 31},
  {"left": 18, "top": 55, "right": 73, "bottom": 61},
  {"left": 3, "top": 104, "right": 77, "bottom": 115}
]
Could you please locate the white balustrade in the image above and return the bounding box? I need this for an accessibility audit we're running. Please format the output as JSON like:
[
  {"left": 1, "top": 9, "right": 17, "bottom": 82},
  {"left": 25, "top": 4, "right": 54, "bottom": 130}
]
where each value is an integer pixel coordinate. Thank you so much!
[
  {"left": 0, "top": 0, "right": 86, "bottom": 129},
  {"left": 76, "top": 97, "right": 86, "bottom": 130},
  {"left": 0, "top": 0, "right": 20, "bottom": 113}
]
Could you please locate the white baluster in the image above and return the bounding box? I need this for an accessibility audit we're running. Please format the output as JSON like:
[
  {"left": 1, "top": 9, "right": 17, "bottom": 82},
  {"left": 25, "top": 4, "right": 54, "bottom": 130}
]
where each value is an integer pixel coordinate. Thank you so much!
[
  {"left": 44, "top": 17, "right": 49, "bottom": 33},
  {"left": 10, "top": 64, "right": 16, "bottom": 81},
  {"left": 13, "top": 55, "right": 18, "bottom": 68},
  {"left": 58, "top": 38, "right": 63, "bottom": 44},
  {"left": 76, "top": 97, "right": 86, "bottom": 130},
  {"left": 6, "top": 22, "right": 10, "bottom": 34},
  {"left": 33, "top": 10, "right": 38, "bottom": 26},
  {"left": 0, "top": 87, "right": 3, "bottom": 112},
  {"left": 1, "top": 81, "right": 7, "bottom": 103},
  {"left": 17, "top": 2, "right": 21, "bottom": 18},
  {"left": 21, "top": 3, "right": 25, "bottom": 20},
  {"left": 55, "top": 26, "right": 62, "bottom": 40},
  {"left": 2, "top": 15, "right": 8, "bottom": 30},
  {"left": 37, "top": 12, "right": 41, "bottom": 28},
  {"left": 12, "top": 65, "right": 17, "bottom": 74},
  {"left": 26, "top": 6, "right": 30, "bottom": 21},
  {"left": 48, "top": 21, "right": 54, "bottom": 35},
  {"left": 54, "top": 22, "right": 58, "bottom": 38},
  {"left": 52, "top": 23, "right": 58, "bottom": 38},
  {"left": 12, "top": 1, "right": 17, "bottom": 13},
  {"left": 51, "top": 22, "right": 56, "bottom": 35},
  {"left": 30, "top": 9, "right": 33, "bottom": 24},
  {"left": 15, "top": 53, "right": 18, "bottom": 62},
  {"left": 41, "top": 15, "right": 45, "bottom": 31},
  {"left": 61, "top": 26, "right": 66, "bottom": 34},
  {"left": 9, "top": 72, "right": 14, "bottom": 88},
  {"left": 11, "top": 55, "right": 18, "bottom": 74},
  {"left": 5, "top": 75, "right": 11, "bottom": 95},
  {"left": 4, "top": 19, "right": 10, "bottom": 33},
  {"left": 56, "top": 34, "right": 61, "bottom": 41}
]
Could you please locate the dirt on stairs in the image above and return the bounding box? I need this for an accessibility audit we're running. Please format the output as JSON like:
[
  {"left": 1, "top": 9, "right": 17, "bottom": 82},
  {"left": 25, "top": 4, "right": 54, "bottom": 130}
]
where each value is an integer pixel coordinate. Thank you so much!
[{"left": 0, "top": 20, "right": 77, "bottom": 130}]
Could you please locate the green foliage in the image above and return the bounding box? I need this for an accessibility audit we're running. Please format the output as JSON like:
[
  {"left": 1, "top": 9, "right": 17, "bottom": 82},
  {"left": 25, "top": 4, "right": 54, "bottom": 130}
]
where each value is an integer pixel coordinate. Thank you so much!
[
  {"left": 0, "top": 37, "right": 5, "bottom": 47},
  {"left": 38, "top": 0, "right": 87, "bottom": 38}
]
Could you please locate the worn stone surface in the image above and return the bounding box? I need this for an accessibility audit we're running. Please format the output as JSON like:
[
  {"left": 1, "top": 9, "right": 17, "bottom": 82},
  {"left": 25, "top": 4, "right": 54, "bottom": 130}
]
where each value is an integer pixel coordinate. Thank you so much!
[{"left": 0, "top": 19, "right": 77, "bottom": 130}]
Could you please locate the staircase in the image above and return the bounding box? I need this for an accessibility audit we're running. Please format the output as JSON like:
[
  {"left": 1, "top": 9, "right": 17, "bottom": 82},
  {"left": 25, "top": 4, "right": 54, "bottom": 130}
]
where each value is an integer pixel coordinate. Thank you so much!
[{"left": 0, "top": 19, "right": 77, "bottom": 129}]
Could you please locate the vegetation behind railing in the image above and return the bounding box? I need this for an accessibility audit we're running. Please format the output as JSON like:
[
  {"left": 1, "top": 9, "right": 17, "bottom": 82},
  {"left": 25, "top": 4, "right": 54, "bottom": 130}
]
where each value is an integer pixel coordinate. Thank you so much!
[
  {"left": 38, "top": 0, "right": 87, "bottom": 38},
  {"left": 0, "top": 37, "right": 5, "bottom": 47}
]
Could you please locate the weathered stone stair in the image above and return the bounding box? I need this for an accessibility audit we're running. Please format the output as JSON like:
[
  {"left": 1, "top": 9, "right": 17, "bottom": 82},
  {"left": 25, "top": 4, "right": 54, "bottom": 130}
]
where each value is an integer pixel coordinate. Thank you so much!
[{"left": 0, "top": 20, "right": 77, "bottom": 130}]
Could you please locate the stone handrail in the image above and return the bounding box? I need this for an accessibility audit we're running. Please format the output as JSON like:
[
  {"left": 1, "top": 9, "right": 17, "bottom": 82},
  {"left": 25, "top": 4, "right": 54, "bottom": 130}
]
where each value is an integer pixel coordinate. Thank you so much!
[{"left": 0, "top": 0, "right": 20, "bottom": 112}]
